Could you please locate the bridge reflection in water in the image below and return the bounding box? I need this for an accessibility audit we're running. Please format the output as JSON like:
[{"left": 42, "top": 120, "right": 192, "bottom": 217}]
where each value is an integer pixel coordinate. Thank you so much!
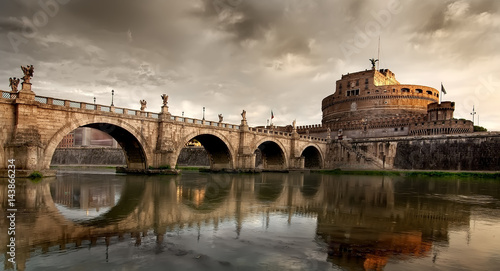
[{"left": 1, "top": 172, "right": 499, "bottom": 270}]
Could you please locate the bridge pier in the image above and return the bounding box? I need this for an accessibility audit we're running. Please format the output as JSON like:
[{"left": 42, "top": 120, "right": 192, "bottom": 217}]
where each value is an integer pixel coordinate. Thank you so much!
[
  {"left": 288, "top": 131, "right": 305, "bottom": 170},
  {"left": 153, "top": 107, "right": 178, "bottom": 169},
  {"left": 289, "top": 156, "right": 305, "bottom": 169},
  {"left": 2, "top": 84, "right": 55, "bottom": 176},
  {"left": 237, "top": 122, "right": 256, "bottom": 171}
]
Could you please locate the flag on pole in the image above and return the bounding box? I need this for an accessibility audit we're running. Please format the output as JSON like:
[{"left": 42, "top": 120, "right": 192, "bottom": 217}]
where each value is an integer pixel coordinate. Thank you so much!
[
  {"left": 441, "top": 83, "right": 447, "bottom": 95},
  {"left": 271, "top": 110, "right": 274, "bottom": 119}
]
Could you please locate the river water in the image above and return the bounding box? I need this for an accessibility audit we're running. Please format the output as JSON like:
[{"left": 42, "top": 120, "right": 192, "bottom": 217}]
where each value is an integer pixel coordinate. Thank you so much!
[{"left": 1, "top": 170, "right": 500, "bottom": 271}]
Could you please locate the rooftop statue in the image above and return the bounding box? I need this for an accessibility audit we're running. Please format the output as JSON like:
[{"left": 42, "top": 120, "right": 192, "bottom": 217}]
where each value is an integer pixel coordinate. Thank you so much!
[
  {"left": 9, "top": 77, "right": 20, "bottom": 92},
  {"left": 369, "top": 58, "right": 378, "bottom": 69},
  {"left": 161, "top": 94, "right": 168, "bottom": 106},
  {"left": 140, "top": 100, "right": 147, "bottom": 111},
  {"left": 21, "top": 65, "right": 34, "bottom": 84}
]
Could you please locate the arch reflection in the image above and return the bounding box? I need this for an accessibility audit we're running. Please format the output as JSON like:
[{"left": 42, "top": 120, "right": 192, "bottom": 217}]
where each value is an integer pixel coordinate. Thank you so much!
[{"left": 1, "top": 173, "right": 495, "bottom": 271}]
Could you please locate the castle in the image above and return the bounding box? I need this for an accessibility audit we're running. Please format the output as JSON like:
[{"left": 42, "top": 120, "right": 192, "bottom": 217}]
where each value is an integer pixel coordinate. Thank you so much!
[{"left": 296, "top": 62, "right": 473, "bottom": 139}]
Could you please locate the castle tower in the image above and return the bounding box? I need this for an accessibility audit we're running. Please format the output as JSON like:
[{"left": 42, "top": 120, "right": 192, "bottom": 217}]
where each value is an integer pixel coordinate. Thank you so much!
[
  {"left": 321, "top": 68, "right": 440, "bottom": 127},
  {"left": 426, "top": 102, "right": 455, "bottom": 121}
]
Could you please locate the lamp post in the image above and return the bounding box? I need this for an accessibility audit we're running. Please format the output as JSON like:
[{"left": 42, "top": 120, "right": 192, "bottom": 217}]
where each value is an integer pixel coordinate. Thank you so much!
[
  {"left": 471, "top": 105, "right": 476, "bottom": 127},
  {"left": 203, "top": 107, "right": 205, "bottom": 120},
  {"left": 111, "top": 90, "right": 114, "bottom": 106},
  {"left": 93, "top": 97, "right": 96, "bottom": 104}
]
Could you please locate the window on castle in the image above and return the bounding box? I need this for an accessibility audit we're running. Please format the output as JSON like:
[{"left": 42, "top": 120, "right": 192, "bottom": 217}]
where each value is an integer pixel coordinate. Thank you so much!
[
  {"left": 394, "top": 128, "right": 398, "bottom": 131},
  {"left": 365, "top": 78, "right": 368, "bottom": 84},
  {"left": 356, "top": 79, "right": 359, "bottom": 86},
  {"left": 347, "top": 89, "right": 360, "bottom": 96},
  {"left": 365, "top": 85, "right": 368, "bottom": 89},
  {"left": 416, "top": 89, "right": 423, "bottom": 94},
  {"left": 401, "top": 88, "right": 410, "bottom": 93},
  {"left": 426, "top": 90, "right": 432, "bottom": 95}
]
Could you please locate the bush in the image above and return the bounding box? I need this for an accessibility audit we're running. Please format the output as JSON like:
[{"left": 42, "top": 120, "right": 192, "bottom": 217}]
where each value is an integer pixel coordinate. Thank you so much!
[
  {"left": 29, "top": 171, "right": 43, "bottom": 182},
  {"left": 474, "top": 125, "right": 487, "bottom": 132}
]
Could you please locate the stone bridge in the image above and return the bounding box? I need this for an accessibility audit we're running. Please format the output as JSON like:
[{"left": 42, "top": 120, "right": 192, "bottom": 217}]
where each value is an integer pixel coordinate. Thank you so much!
[{"left": 0, "top": 85, "right": 327, "bottom": 174}]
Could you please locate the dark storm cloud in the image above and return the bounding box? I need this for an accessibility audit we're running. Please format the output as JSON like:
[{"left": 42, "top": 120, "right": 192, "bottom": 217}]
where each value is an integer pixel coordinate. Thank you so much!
[
  {"left": 0, "top": 0, "right": 499, "bottom": 128},
  {"left": 196, "top": 0, "right": 317, "bottom": 58},
  {"left": 410, "top": 0, "right": 500, "bottom": 34},
  {"left": 0, "top": 17, "right": 24, "bottom": 32}
]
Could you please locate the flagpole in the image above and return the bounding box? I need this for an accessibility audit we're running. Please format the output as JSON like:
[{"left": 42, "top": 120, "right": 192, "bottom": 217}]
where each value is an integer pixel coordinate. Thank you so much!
[
  {"left": 439, "top": 82, "right": 442, "bottom": 104},
  {"left": 377, "top": 36, "right": 380, "bottom": 70}
]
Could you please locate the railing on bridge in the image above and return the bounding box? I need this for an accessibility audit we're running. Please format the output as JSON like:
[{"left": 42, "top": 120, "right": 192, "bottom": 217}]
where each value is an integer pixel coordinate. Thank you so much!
[
  {"left": 1, "top": 90, "right": 18, "bottom": 99},
  {"left": 30, "top": 94, "right": 162, "bottom": 118},
  {"left": 169, "top": 115, "right": 240, "bottom": 130},
  {"left": 1, "top": 90, "right": 327, "bottom": 142}
]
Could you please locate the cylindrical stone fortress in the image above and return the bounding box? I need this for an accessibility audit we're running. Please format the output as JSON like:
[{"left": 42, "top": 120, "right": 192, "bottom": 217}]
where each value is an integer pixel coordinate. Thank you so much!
[{"left": 322, "top": 68, "right": 439, "bottom": 125}]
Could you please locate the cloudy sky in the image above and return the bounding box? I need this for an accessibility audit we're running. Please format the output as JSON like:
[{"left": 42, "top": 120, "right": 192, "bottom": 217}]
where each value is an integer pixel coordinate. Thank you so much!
[{"left": 1, "top": 0, "right": 499, "bottom": 129}]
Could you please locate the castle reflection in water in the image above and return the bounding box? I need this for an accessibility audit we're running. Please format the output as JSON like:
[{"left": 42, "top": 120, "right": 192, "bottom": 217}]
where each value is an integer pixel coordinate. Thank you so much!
[{"left": 2, "top": 172, "right": 497, "bottom": 270}]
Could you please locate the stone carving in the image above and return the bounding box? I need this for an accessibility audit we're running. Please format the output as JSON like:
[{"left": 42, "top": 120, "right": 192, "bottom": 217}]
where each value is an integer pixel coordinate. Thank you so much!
[
  {"left": 241, "top": 110, "right": 246, "bottom": 121},
  {"left": 140, "top": 100, "right": 147, "bottom": 111},
  {"left": 350, "top": 102, "right": 357, "bottom": 111},
  {"left": 218, "top": 114, "right": 223, "bottom": 123},
  {"left": 327, "top": 127, "right": 331, "bottom": 138},
  {"left": 369, "top": 58, "right": 378, "bottom": 69},
  {"left": 9, "top": 77, "right": 20, "bottom": 92},
  {"left": 161, "top": 94, "right": 168, "bottom": 106},
  {"left": 21, "top": 65, "right": 34, "bottom": 84}
]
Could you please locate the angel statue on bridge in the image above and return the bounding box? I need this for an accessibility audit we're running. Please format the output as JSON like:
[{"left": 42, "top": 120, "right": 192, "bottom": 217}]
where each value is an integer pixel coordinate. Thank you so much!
[
  {"left": 9, "top": 77, "right": 20, "bottom": 92},
  {"left": 140, "top": 100, "right": 147, "bottom": 111},
  {"left": 161, "top": 94, "right": 168, "bottom": 106},
  {"left": 218, "top": 114, "right": 223, "bottom": 123},
  {"left": 241, "top": 110, "right": 246, "bottom": 121},
  {"left": 21, "top": 65, "right": 34, "bottom": 84}
]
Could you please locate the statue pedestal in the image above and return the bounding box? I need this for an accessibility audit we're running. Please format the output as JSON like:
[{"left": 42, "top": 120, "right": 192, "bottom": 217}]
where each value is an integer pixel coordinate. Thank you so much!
[
  {"left": 161, "top": 105, "right": 169, "bottom": 114},
  {"left": 21, "top": 82, "right": 34, "bottom": 92},
  {"left": 17, "top": 83, "right": 35, "bottom": 101},
  {"left": 159, "top": 106, "right": 171, "bottom": 121}
]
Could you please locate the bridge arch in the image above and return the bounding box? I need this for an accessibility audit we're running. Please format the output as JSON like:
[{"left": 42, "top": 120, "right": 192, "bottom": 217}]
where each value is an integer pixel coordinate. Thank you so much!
[
  {"left": 175, "top": 130, "right": 236, "bottom": 170},
  {"left": 252, "top": 139, "right": 289, "bottom": 170},
  {"left": 299, "top": 144, "right": 324, "bottom": 169},
  {"left": 42, "top": 117, "right": 153, "bottom": 170}
]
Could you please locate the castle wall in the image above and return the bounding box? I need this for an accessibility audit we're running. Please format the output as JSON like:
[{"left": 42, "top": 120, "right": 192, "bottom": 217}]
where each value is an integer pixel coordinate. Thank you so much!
[{"left": 325, "top": 133, "right": 500, "bottom": 171}]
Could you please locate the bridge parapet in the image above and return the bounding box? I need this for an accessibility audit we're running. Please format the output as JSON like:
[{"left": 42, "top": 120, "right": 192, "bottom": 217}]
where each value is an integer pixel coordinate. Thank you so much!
[
  {"left": 33, "top": 94, "right": 161, "bottom": 119},
  {"left": 170, "top": 115, "right": 241, "bottom": 130}
]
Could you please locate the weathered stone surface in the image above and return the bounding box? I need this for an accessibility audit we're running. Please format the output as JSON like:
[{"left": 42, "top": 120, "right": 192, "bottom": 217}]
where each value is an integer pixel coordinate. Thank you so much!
[
  {"left": 51, "top": 148, "right": 126, "bottom": 165},
  {"left": 326, "top": 133, "right": 500, "bottom": 171},
  {"left": 176, "top": 147, "right": 210, "bottom": 166},
  {"left": 393, "top": 135, "right": 500, "bottom": 170}
]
